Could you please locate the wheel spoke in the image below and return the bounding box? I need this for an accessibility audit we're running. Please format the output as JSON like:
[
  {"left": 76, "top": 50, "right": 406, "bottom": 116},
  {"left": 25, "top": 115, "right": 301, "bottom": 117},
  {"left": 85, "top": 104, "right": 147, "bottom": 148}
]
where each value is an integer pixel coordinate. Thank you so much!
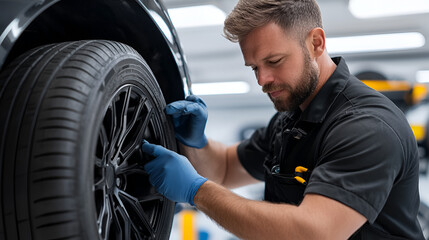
[
  {"left": 122, "top": 96, "right": 146, "bottom": 144},
  {"left": 99, "top": 124, "right": 110, "bottom": 156},
  {"left": 115, "top": 191, "right": 147, "bottom": 239},
  {"left": 107, "top": 100, "right": 118, "bottom": 161},
  {"left": 138, "top": 193, "right": 164, "bottom": 203},
  {"left": 111, "top": 99, "right": 118, "bottom": 145},
  {"left": 111, "top": 87, "right": 132, "bottom": 162},
  {"left": 118, "top": 190, "right": 155, "bottom": 237},
  {"left": 120, "top": 143, "right": 139, "bottom": 165},
  {"left": 141, "top": 106, "right": 153, "bottom": 133},
  {"left": 111, "top": 201, "right": 123, "bottom": 240},
  {"left": 116, "top": 162, "right": 146, "bottom": 176},
  {"left": 93, "top": 174, "right": 106, "bottom": 191},
  {"left": 117, "top": 87, "right": 132, "bottom": 148},
  {"left": 117, "top": 207, "right": 131, "bottom": 240},
  {"left": 96, "top": 125, "right": 109, "bottom": 169},
  {"left": 119, "top": 104, "right": 154, "bottom": 173},
  {"left": 94, "top": 156, "right": 104, "bottom": 168},
  {"left": 98, "top": 194, "right": 112, "bottom": 240},
  {"left": 117, "top": 95, "right": 148, "bottom": 164},
  {"left": 109, "top": 86, "right": 131, "bottom": 162},
  {"left": 121, "top": 108, "right": 153, "bottom": 165}
]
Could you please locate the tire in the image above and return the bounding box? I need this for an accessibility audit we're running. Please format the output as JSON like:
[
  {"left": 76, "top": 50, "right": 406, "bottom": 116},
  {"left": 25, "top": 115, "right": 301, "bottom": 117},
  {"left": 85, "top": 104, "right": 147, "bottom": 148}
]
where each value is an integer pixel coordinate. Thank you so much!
[{"left": 0, "top": 40, "right": 176, "bottom": 240}]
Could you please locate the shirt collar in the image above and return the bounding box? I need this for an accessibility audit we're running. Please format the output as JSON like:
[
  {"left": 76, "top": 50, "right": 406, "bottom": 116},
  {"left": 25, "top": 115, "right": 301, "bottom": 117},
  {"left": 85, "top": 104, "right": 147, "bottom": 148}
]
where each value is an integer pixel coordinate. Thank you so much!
[{"left": 299, "top": 57, "right": 350, "bottom": 123}]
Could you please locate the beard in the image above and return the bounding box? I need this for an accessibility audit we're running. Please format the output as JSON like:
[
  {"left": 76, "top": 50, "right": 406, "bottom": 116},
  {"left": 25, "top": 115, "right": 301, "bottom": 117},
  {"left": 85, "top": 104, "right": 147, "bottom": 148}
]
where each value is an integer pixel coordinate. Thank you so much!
[{"left": 263, "top": 49, "right": 319, "bottom": 112}]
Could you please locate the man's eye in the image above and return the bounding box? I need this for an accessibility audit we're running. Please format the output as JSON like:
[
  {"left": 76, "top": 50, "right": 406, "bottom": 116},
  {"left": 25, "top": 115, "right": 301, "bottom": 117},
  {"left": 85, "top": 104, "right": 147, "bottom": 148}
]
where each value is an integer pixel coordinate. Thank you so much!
[
  {"left": 251, "top": 67, "right": 257, "bottom": 72},
  {"left": 268, "top": 59, "right": 281, "bottom": 64}
]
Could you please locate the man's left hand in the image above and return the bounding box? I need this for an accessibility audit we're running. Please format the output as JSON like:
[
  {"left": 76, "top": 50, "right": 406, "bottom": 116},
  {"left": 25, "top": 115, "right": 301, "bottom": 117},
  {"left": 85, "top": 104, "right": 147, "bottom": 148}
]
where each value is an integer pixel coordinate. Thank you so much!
[{"left": 141, "top": 141, "right": 207, "bottom": 206}]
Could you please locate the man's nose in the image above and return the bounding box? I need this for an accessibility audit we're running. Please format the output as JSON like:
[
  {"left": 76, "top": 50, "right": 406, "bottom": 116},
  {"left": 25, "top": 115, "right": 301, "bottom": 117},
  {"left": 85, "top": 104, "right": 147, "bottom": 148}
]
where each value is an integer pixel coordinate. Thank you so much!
[{"left": 257, "top": 68, "right": 274, "bottom": 86}]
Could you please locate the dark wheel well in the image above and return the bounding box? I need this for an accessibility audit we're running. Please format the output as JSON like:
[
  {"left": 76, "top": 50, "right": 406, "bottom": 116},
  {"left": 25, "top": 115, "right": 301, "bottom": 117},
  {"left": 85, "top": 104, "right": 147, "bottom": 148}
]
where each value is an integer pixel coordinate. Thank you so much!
[{"left": 3, "top": 0, "right": 186, "bottom": 104}]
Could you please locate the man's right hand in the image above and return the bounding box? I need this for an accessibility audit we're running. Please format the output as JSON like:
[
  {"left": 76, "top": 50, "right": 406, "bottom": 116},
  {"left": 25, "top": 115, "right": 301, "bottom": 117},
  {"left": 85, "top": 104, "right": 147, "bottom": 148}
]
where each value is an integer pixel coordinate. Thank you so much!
[{"left": 165, "top": 95, "right": 208, "bottom": 149}]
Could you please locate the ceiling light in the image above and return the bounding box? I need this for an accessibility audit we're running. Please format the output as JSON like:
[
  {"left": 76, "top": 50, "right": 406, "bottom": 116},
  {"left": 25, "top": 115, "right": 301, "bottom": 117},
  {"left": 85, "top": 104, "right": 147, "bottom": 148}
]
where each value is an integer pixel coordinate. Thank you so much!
[
  {"left": 168, "top": 5, "right": 226, "bottom": 29},
  {"left": 417, "top": 70, "right": 429, "bottom": 83},
  {"left": 349, "top": 0, "right": 429, "bottom": 18},
  {"left": 326, "top": 32, "right": 425, "bottom": 54},
  {"left": 192, "top": 81, "right": 250, "bottom": 96}
]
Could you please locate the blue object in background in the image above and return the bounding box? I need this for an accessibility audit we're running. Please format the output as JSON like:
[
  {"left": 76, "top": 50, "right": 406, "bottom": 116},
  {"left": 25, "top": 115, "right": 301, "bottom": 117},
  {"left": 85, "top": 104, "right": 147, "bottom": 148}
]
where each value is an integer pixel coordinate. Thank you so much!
[{"left": 198, "top": 230, "right": 209, "bottom": 240}]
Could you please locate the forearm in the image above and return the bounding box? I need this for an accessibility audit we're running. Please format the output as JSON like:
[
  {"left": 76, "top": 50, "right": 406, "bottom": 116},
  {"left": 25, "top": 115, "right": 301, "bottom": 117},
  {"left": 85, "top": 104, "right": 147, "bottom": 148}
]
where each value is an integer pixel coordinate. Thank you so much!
[
  {"left": 193, "top": 181, "right": 314, "bottom": 240},
  {"left": 180, "top": 140, "right": 259, "bottom": 188},
  {"left": 180, "top": 139, "right": 231, "bottom": 184}
]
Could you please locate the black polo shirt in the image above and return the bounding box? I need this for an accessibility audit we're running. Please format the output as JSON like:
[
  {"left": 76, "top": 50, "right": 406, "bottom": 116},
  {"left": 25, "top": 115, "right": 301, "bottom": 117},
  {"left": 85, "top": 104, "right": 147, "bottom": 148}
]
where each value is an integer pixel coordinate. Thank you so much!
[{"left": 237, "top": 57, "right": 424, "bottom": 239}]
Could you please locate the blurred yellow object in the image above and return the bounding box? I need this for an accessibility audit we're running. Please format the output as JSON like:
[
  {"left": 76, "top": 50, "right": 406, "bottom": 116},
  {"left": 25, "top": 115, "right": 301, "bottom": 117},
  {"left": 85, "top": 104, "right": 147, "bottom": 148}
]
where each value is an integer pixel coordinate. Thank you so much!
[
  {"left": 361, "top": 80, "right": 411, "bottom": 92},
  {"left": 410, "top": 125, "right": 426, "bottom": 141},
  {"left": 181, "top": 210, "right": 196, "bottom": 240},
  {"left": 411, "top": 84, "right": 427, "bottom": 105},
  {"left": 362, "top": 80, "right": 428, "bottom": 105}
]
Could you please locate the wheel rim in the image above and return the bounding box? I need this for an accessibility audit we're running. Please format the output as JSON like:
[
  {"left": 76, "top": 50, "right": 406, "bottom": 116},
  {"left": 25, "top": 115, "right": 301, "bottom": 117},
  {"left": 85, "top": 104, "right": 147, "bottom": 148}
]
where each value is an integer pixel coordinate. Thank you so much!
[{"left": 93, "top": 84, "right": 169, "bottom": 240}]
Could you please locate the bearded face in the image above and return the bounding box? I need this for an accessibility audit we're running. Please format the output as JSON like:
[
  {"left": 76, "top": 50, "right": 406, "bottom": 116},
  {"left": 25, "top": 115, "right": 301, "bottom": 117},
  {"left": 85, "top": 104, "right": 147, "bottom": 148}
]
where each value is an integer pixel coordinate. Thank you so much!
[
  {"left": 263, "top": 48, "right": 319, "bottom": 112},
  {"left": 239, "top": 22, "right": 321, "bottom": 112}
]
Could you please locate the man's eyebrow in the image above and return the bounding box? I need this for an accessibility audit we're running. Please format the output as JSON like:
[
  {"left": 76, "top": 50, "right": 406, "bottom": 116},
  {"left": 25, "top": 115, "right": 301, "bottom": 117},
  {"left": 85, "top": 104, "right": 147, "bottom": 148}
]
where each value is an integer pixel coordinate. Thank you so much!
[
  {"left": 262, "top": 53, "right": 285, "bottom": 61},
  {"left": 244, "top": 53, "right": 287, "bottom": 67}
]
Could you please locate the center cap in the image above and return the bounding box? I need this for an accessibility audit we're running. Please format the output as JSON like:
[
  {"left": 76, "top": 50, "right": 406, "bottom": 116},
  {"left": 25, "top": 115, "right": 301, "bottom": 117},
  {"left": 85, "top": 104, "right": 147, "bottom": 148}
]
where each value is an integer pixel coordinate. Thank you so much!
[{"left": 106, "top": 165, "right": 115, "bottom": 190}]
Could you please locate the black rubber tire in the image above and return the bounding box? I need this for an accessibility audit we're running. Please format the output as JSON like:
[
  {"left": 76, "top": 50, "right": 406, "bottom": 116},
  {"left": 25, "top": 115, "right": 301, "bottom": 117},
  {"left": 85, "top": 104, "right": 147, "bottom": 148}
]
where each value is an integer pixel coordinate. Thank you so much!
[{"left": 0, "top": 40, "right": 176, "bottom": 240}]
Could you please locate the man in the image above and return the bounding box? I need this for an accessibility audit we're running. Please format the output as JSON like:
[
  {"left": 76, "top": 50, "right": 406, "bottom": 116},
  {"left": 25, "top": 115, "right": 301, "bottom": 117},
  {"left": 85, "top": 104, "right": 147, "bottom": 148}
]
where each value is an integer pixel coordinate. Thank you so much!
[{"left": 142, "top": 0, "right": 425, "bottom": 239}]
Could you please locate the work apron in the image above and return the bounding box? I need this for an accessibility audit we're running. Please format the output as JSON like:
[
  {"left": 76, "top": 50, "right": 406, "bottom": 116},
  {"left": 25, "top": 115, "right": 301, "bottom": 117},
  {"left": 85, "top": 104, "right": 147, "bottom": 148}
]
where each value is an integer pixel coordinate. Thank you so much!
[
  {"left": 262, "top": 114, "right": 409, "bottom": 239},
  {"left": 263, "top": 114, "right": 318, "bottom": 205}
]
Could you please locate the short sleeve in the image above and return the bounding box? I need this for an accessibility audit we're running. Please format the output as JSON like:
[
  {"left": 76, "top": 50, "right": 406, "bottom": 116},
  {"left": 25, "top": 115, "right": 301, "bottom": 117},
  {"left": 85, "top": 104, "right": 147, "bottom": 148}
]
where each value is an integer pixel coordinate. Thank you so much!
[
  {"left": 237, "top": 113, "right": 281, "bottom": 181},
  {"left": 305, "top": 113, "right": 404, "bottom": 223}
]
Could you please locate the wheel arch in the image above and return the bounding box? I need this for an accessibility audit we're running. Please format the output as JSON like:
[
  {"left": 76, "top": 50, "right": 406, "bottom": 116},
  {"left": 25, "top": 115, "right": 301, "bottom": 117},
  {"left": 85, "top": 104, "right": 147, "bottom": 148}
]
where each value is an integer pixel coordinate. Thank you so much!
[{"left": 0, "top": 0, "right": 190, "bottom": 104}]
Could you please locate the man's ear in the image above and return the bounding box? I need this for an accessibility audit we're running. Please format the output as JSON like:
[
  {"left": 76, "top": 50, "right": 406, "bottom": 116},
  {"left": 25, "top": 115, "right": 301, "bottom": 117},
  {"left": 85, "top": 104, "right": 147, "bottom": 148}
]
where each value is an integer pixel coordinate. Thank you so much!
[{"left": 307, "top": 28, "right": 325, "bottom": 58}]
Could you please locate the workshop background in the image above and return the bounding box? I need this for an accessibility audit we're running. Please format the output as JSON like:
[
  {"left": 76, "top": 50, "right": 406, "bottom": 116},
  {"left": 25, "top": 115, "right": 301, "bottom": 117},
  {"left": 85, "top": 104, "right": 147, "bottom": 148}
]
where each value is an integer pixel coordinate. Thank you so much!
[{"left": 161, "top": 0, "right": 429, "bottom": 239}]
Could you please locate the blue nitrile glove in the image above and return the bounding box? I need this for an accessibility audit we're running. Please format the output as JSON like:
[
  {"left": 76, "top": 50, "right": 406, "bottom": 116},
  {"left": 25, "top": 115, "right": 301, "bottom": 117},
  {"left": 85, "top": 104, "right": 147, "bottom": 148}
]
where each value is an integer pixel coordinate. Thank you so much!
[
  {"left": 165, "top": 95, "right": 208, "bottom": 148},
  {"left": 142, "top": 140, "right": 208, "bottom": 205}
]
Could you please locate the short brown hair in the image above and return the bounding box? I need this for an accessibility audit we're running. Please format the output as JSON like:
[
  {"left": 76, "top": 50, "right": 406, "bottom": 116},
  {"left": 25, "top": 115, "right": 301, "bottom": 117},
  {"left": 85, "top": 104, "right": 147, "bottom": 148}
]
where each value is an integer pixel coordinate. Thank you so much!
[{"left": 224, "top": 0, "right": 323, "bottom": 43}]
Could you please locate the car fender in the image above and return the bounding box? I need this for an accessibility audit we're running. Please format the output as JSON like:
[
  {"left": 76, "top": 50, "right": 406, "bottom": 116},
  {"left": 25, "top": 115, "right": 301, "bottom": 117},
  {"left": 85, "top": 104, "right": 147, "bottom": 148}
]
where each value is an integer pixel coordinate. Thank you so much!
[{"left": 0, "top": 0, "right": 191, "bottom": 103}]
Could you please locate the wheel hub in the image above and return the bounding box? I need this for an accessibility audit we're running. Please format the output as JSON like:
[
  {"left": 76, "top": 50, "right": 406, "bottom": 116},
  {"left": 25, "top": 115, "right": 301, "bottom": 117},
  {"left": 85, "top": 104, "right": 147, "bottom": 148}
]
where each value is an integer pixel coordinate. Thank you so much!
[{"left": 105, "top": 164, "right": 116, "bottom": 191}]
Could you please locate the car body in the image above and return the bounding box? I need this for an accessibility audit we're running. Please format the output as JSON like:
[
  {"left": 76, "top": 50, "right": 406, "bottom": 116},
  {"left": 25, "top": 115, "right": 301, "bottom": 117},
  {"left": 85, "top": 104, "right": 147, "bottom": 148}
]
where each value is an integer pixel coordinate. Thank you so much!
[{"left": 0, "top": 0, "right": 191, "bottom": 239}]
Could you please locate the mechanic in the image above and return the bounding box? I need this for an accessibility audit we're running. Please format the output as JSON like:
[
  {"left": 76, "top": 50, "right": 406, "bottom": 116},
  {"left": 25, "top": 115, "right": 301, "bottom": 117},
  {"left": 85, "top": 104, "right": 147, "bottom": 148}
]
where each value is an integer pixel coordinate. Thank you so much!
[{"left": 141, "top": 0, "right": 425, "bottom": 239}]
